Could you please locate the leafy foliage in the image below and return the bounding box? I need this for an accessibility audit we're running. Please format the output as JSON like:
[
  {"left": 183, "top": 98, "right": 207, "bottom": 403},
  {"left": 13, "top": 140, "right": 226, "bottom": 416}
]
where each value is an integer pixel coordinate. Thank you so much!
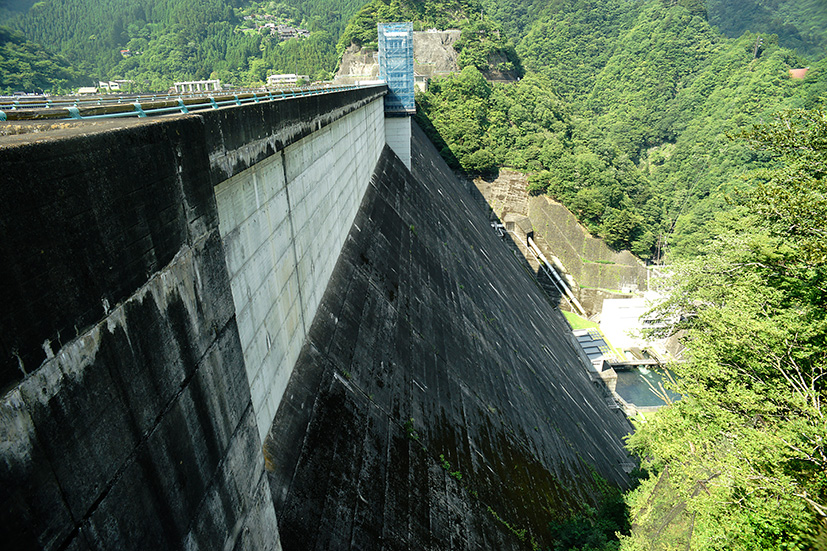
[
  {"left": 516, "top": 0, "right": 636, "bottom": 102},
  {"left": 548, "top": 490, "right": 630, "bottom": 551},
  {"left": 585, "top": 2, "right": 720, "bottom": 159},
  {"left": 453, "top": 17, "right": 522, "bottom": 77},
  {"left": 0, "top": 25, "right": 87, "bottom": 92},
  {"left": 706, "top": 0, "right": 827, "bottom": 58},
  {"left": 0, "top": 0, "right": 364, "bottom": 89},
  {"left": 624, "top": 110, "right": 827, "bottom": 550}
]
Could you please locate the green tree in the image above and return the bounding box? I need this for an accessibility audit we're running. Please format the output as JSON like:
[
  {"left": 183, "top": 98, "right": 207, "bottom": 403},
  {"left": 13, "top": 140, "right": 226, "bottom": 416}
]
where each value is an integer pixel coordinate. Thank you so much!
[
  {"left": 623, "top": 109, "right": 827, "bottom": 550},
  {"left": 0, "top": 26, "right": 87, "bottom": 92},
  {"left": 454, "top": 18, "right": 522, "bottom": 77},
  {"left": 600, "top": 208, "right": 643, "bottom": 250},
  {"left": 571, "top": 188, "right": 606, "bottom": 224}
]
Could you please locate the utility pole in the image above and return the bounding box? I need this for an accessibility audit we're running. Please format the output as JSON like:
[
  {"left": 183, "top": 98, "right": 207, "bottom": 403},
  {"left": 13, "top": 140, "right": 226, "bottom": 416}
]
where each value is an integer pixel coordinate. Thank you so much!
[{"left": 753, "top": 35, "right": 763, "bottom": 59}]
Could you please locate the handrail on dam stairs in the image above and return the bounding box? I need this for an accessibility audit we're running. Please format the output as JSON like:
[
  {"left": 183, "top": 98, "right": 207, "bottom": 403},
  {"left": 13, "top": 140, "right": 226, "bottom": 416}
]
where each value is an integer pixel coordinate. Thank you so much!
[{"left": 0, "top": 84, "right": 383, "bottom": 122}]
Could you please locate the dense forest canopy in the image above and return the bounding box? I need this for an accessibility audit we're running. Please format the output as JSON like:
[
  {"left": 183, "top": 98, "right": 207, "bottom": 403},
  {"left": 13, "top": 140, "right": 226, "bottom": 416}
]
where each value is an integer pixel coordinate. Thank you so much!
[
  {"left": 417, "top": 0, "right": 826, "bottom": 260},
  {"left": 1, "top": 0, "right": 826, "bottom": 548},
  {"left": 707, "top": 0, "right": 827, "bottom": 57},
  {"left": 0, "top": 0, "right": 369, "bottom": 90},
  {"left": 336, "top": 0, "right": 478, "bottom": 52},
  {"left": 0, "top": 25, "right": 88, "bottom": 92}
]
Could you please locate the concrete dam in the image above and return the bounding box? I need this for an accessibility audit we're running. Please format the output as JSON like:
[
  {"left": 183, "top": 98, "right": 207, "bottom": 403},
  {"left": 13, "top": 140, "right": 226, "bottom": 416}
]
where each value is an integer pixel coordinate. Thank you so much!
[{"left": 0, "top": 86, "right": 633, "bottom": 550}]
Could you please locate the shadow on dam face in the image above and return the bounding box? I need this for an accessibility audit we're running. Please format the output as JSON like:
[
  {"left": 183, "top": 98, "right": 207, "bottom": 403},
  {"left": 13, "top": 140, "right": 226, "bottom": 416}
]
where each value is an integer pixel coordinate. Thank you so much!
[{"left": 264, "top": 123, "right": 634, "bottom": 550}]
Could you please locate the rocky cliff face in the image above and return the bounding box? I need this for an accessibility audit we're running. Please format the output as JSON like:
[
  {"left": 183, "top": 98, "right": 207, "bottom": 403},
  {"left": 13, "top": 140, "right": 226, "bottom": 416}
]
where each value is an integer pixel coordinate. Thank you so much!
[
  {"left": 335, "top": 30, "right": 461, "bottom": 84},
  {"left": 413, "top": 30, "right": 462, "bottom": 78},
  {"left": 336, "top": 44, "right": 381, "bottom": 82}
]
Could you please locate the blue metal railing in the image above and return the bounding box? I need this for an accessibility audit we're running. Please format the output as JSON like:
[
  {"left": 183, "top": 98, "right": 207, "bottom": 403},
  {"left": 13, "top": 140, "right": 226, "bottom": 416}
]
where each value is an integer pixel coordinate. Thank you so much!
[{"left": 0, "top": 84, "right": 385, "bottom": 122}]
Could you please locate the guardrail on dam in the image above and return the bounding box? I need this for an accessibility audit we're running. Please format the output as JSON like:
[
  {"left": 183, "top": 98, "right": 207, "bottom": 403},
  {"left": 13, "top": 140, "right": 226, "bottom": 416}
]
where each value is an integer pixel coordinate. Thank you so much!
[{"left": 0, "top": 85, "right": 385, "bottom": 550}]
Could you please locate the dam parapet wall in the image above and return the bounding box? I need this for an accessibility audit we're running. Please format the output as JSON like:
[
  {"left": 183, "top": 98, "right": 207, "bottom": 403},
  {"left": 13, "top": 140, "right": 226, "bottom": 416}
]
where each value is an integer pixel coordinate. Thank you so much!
[{"left": 213, "top": 93, "right": 385, "bottom": 440}]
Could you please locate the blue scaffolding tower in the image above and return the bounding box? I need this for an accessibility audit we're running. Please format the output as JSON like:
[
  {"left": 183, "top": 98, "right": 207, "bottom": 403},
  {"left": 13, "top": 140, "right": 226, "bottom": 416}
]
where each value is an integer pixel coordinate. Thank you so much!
[{"left": 378, "top": 22, "right": 415, "bottom": 114}]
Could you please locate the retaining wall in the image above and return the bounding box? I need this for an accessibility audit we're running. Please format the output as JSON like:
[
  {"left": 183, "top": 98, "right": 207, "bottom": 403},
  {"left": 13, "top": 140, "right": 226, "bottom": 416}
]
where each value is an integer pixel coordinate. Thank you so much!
[{"left": 528, "top": 197, "right": 648, "bottom": 292}]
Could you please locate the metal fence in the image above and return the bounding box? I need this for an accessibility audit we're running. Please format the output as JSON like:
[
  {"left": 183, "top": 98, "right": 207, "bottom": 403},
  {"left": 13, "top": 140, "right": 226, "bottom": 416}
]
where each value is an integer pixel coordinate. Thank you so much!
[{"left": 0, "top": 84, "right": 379, "bottom": 122}]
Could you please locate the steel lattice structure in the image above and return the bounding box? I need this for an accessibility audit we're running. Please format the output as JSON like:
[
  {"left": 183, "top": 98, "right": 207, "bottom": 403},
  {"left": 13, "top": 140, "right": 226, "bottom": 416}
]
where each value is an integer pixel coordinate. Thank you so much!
[{"left": 378, "top": 22, "right": 415, "bottom": 114}]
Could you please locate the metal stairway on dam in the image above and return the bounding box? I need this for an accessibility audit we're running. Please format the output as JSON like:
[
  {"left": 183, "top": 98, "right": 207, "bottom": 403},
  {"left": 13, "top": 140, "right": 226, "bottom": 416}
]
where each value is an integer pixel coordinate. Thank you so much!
[{"left": 0, "top": 86, "right": 633, "bottom": 550}]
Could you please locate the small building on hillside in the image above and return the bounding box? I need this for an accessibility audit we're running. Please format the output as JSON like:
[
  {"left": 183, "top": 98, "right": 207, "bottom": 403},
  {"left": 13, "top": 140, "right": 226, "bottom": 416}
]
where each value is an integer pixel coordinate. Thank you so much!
[
  {"left": 172, "top": 79, "right": 221, "bottom": 94},
  {"left": 789, "top": 67, "right": 809, "bottom": 79},
  {"left": 267, "top": 74, "right": 309, "bottom": 87}
]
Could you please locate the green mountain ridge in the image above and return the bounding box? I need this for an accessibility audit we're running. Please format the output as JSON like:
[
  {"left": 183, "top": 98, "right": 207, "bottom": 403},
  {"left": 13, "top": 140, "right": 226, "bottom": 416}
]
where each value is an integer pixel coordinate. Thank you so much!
[
  {"left": 0, "top": 0, "right": 367, "bottom": 89},
  {"left": 417, "top": 0, "right": 825, "bottom": 259},
  {"left": 2, "top": 0, "right": 823, "bottom": 91}
]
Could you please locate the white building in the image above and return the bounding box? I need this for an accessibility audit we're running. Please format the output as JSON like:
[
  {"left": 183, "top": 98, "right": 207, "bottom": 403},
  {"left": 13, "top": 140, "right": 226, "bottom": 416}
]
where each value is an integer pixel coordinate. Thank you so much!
[
  {"left": 98, "top": 80, "right": 134, "bottom": 93},
  {"left": 172, "top": 79, "right": 221, "bottom": 94},
  {"left": 267, "top": 74, "right": 309, "bottom": 87}
]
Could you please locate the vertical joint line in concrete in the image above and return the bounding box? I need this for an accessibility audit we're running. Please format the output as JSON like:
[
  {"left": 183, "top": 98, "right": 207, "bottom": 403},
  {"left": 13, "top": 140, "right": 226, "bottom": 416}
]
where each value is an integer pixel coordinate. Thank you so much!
[{"left": 281, "top": 150, "right": 308, "bottom": 337}]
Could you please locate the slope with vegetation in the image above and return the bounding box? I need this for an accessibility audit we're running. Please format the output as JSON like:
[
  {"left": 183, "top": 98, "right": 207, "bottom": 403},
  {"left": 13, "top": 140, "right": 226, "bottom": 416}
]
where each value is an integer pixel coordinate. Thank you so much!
[
  {"left": 0, "top": 0, "right": 368, "bottom": 90},
  {"left": 417, "top": 0, "right": 826, "bottom": 259},
  {"left": 707, "top": 0, "right": 827, "bottom": 58},
  {"left": 625, "top": 109, "right": 827, "bottom": 550},
  {"left": 0, "top": 26, "right": 87, "bottom": 93}
]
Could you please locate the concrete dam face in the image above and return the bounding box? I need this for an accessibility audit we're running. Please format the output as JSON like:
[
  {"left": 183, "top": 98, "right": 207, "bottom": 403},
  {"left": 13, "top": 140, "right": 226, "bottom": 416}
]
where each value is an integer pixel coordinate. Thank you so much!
[{"left": 0, "top": 87, "right": 632, "bottom": 550}]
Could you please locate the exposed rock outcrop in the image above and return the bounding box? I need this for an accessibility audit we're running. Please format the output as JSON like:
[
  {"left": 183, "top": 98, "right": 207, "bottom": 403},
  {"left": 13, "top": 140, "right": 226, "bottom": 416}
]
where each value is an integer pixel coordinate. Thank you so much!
[{"left": 335, "top": 30, "right": 462, "bottom": 85}]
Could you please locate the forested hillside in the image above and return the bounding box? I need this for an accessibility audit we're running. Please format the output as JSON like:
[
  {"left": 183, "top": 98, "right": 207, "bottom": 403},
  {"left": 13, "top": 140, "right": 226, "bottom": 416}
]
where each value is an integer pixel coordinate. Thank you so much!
[
  {"left": 0, "top": 0, "right": 526, "bottom": 91},
  {"left": 624, "top": 109, "right": 827, "bottom": 551},
  {"left": 0, "top": 26, "right": 88, "bottom": 92},
  {"left": 707, "top": 0, "right": 827, "bottom": 57},
  {"left": 0, "top": 0, "right": 368, "bottom": 90},
  {"left": 417, "top": 0, "right": 826, "bottom": 259}
]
